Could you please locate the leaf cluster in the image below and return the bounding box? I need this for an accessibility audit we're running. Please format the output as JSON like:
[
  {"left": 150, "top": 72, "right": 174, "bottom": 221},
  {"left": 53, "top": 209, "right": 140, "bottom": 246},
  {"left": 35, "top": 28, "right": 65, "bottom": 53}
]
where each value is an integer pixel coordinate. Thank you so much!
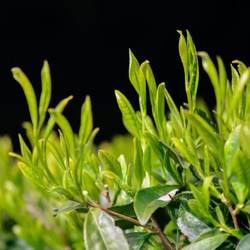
[{"left": 9, "top": 30, "right": 250, "bottom": 249}]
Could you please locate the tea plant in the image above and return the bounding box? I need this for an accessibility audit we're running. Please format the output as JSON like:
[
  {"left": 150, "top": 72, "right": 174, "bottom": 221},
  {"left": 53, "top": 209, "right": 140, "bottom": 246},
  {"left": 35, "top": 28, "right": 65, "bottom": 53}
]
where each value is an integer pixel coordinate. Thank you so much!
[{"left": 9, "top": 30, "right": 250, "bottom": 249}]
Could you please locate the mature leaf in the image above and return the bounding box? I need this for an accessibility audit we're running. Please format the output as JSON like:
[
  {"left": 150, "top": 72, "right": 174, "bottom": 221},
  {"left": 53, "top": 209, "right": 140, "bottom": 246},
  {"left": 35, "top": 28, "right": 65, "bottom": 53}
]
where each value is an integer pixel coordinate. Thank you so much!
[
  {"left": 115, "top": 90, "right": 142, "bottom": 139},
  {"left": 12, "top": 67, "right": 38, "bottom": 132},
  {"left": 182, "top": 233, "right": 229, "bottom": 250},
  {"left": 38, "top": 60, "right": 51, "bottom": 132},
  {"left": 84, "top": 208, "right": 129, "bottom": 250},
  {"left": 134, "top": 185, "right": 179, "bottom": 225},
  {"left": 126, "top": 232, "right": 153, "bottom": 250},
  {"left": 177, "top": 200, "right": 211, "bottom": 242},
  {"left": 236, "top": 233, "right": 250, "bottom": 250}
]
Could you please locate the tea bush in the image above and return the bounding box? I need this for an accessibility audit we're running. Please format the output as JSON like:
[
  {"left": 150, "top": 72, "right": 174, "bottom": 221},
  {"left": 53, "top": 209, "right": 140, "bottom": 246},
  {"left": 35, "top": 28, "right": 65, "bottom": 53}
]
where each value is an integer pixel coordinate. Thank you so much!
[{"left": 3, "top": 30, "right": 250, "bottom": 249}]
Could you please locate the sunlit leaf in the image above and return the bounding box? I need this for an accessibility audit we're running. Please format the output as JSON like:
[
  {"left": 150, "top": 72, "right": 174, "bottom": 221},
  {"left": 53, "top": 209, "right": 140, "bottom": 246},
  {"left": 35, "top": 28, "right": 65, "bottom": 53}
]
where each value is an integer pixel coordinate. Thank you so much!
[
  {"left": 129, "top": 49, "right": 140, "bottom": 94},
  {"left": 12, "top": 67, "right": 38, "bottom": 132},
  {"left": 134, "top": 185, "right": 179, "bottom": 225},
  {"left": 38, "top": 60, "right": 51, "bottom": 132},
  {"left": 84, "top": 208, "right": 129, "bottom": 250},
  {"left": 115, "top": 90, "right": 142, "bottom": 139},
  {"left": 79, "top": 95, "right": 93, "bottom": 147}
]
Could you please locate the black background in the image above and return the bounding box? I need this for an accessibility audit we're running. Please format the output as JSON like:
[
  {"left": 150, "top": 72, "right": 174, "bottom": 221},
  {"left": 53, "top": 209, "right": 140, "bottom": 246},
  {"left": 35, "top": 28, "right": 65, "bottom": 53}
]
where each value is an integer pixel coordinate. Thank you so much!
[{"left": 1, "top": 0, "right": 250, "bottom": 150}]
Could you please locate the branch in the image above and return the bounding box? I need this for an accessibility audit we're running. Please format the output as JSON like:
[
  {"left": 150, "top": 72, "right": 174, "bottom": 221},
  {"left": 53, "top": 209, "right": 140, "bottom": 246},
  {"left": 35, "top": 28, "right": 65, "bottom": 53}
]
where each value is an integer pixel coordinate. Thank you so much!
[
  {"left": 228, "top": 204, "right": 239, "bottom": 230},
  {"left": 151, "top": 215, "right": 175, "bottom": 250}
]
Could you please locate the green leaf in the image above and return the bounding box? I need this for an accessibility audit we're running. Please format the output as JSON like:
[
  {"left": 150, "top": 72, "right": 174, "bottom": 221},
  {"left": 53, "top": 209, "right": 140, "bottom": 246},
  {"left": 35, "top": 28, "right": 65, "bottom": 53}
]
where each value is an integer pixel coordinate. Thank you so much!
[
  {"left": 178, "top": 30, "right": 188, "bottom": 86},
  {"left": 18, "top": 162, "right": 44, "bottom": 189},
  {"left": 18, "top": 134, "right": 32, "bottom": 162},
  {"left": 184, "top": 111, "right": 222, "bottom": 154},
  {"left": 84, "top": 208, "right": 129, "bottom": 250},
  {"left": 38, "top": 60, "right": 51, "bottom": 132},
  {"left": 44, "top": 95, "right": 73, "bottom": 142},
  {"left": 50, "top": 186, "right": 75, "bottom": 200},
  {"left": 177, "top": 200, "right": 211, "bottom": 242},
  {"left": 203, "top": 145, "right": 210, "bottom": 176},
  {"left": 224, "top": 125, "right": 241, "bottom": 177},
  {"left": 165, "top": 88, "right": 183, "bottom": 135},
  {"left": 48, "top": 109, "right": 76, "bottom": 160},
  {"left": 126, "top": 232, "right": 154, "bottom": 250},
  {"left": 134, "top": 185, "right": 179, "bottom": 225},
  {"left": 12, "top": 67, "right": 38, "bottom": 133},
  {"left": 54, "top": 200, "right": 88, "bottom": 216},
  {"left": 232, "top": 151, "right": 250, "bottom": 189},
  {"left": 115, "top": 90, "right": 142, "bottom": 139},
  {"left": 99, "top": 150, "right": 122, "bottom": 179},
  {"left": 129, "top": 49, "right": 140, "bottom": 94},
  {"left": 240, "top": 125, "right": 250, "bottom": 157},
  {"left": 133, "top": 137, "right": 144, "bottom": 189},
  {"left": 143, "top": 131, "right": 164, "bottom": 164},
  {"left": 236, "top": 234, "right": 250, "bottom": 250},
  {"left": 82, "top": 170, "right": 100, "bottom": 200},
  {"left": 79, "top": 96, "right": 93, "bottom": 147},
  {"left": 182, "top": 233, "right": 229, "bottom": 250}
]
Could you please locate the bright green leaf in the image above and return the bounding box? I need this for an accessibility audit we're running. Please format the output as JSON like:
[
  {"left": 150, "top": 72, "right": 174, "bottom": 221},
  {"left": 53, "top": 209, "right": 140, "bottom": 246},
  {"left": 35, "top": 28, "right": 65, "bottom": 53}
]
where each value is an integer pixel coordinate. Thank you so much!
[
  {"left": 12, "top": 67, "right": 38, "bottom": 133},
  {"left": 115, "top": 90, "right": 142, "bottom": 139},
  {"left": 38, "top": 60, "right": 51, "bottom": 132}
]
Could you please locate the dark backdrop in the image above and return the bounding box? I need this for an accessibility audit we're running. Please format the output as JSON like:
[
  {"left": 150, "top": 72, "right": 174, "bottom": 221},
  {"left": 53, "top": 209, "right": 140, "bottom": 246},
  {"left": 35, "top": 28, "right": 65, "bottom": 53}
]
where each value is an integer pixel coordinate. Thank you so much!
[{"left": 1, "top": 0, "right": 250, "bottom": 150}]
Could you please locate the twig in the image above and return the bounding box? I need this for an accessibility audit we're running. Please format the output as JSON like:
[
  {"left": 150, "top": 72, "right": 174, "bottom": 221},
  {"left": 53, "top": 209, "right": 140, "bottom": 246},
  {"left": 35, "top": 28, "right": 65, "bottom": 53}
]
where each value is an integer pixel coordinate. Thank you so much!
[
  {"left": 151, "top": 215, "right": 175, "bottom": 250},
  {"left": 89, "top": 203, "right": 155, "bottom": 231},
  {"left": 228, "top": 204, "right": 239, "bottom": 230}
]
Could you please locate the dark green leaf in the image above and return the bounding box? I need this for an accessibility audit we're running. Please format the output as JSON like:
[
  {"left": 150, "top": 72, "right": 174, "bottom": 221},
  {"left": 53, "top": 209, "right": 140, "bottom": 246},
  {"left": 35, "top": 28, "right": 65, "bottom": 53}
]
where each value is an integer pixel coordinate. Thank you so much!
[
  {"left": 177, "top": 200, "right": 211, "bottom": 242},
  {"left": 84, "top": 208, "right": 129, "bottom": 250},
  {"left": 126, "top": 232, "right": 154, "bottom": 250},
  {"left": 134, "top": 185, "right": 179, "bottom": 225}
]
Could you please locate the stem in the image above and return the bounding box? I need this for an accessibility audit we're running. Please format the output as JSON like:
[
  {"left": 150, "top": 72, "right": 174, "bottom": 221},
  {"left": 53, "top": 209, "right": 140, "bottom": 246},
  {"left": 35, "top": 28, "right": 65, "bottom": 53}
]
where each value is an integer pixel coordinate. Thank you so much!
[
  {"left": 89, "top": 203, "right": 155, "bottom": 232},
  {"left": 228, "top": 204, "right": 239, "bottom": 230},
  {"left": 151, "top": 215, "right": 175, "bottom": 250}
]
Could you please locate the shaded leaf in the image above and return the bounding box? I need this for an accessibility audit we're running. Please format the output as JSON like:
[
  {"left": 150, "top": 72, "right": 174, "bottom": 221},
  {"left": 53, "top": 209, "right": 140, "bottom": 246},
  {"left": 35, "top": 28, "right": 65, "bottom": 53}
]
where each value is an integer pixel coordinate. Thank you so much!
[
  {"left": 126, "top": 232, "right": 154, "bottom": 250},
  {"left": 84, "top": 208, "right": 129, "bottom": 250}
]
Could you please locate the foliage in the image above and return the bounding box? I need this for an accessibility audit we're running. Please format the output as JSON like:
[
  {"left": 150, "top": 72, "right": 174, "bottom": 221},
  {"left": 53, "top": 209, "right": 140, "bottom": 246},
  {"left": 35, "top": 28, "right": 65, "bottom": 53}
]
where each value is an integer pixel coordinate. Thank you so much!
[{"left": 3, "top": 30, "right": 250, "bottom": 249}]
